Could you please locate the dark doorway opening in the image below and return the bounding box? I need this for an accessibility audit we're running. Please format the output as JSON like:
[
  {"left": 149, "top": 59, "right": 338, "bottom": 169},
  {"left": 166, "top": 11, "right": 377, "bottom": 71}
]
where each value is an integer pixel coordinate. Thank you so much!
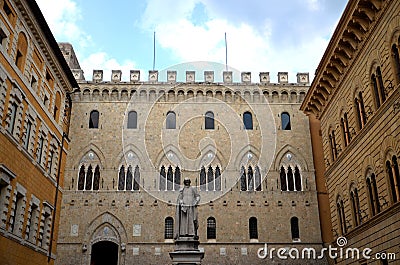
[{"left": 90, "top": 241, "right": 118, "bottom": 265}]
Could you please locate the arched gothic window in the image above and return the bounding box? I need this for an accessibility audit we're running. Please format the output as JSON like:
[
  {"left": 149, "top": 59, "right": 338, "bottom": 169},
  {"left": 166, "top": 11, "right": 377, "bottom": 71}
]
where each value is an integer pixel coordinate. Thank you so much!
[
  {"left": 126, "top": 166, "right": 133, "bottom": 190},
  {"left": 340, "top": 112, "right": 351, "bottom": 147},
  {"left": 386, "top": 155, "right": 400, "bottom": 204},
  {"left": 215, "top": 166, "right": 221, "bottom": 191},
  {"left": 200, "top": 166, "right": 206, "bottom": 191},
  {"left": 240, "top": 166, "right": 247, "bottom": 191},
  {"left": 207, "top": 217, "right": 216, "bottom": 239},
  {"left": 159, "top": 166, "right": 166, "bottom": 191},
  {"left": 174, "top": 166, "right": 181, "bottom": 191},
  {"left": 290, "top": 217, "right": 300, "bottom": 240},
  {"left": 118, "top": 166, "right": 125, "bottom": 191},
  {"left": 371, "top": 66, "right": 386, "bottom": 109},
  {"left": 78, "top": 165, "right": 85, "bottom": 190},
  {"left": 366, "top": 173, "right": 380, "bottom": 216},
  {"left": 166, "top": 111, "right": 176, "bottom": 129},
  {"left": 167, "top": 165, "right": 174, "bottom": 190},
  {"left": 15, "top": 32, "right": 28, "bottom": 71},
  {"left": 255, "top": 166, "right": 261, "bottom": 191},
  {"left": 287, "top": 166, "right": 294, "bottom": 191},
  {"left": 280, "top": 166, "right": 287, "bottom": 191},
  {"left": 93, "top": 166, "right": 100, "bottom": 190},
  {"left": 281, "top": 112, "right": 291, "bottom": 130},
  {"left": 392, "top": 40, "right": 400, "bottom": 84},
  {"left": 205, "top": 111, "right": 214, "bottom": 130},
  {"left": 354, "top": 92, "right": 367, "bottom": 129},
  {"left": 165, "top": 217, "right": 174, "bottom": 239},
  {"left": 350, "top": 187, "right": 361, "bottom": 226},
  {"left": 247, "top": 166, "right": 254, "bottom": 191},
  {"left": 249, "top": 217, "right": 258, "bottom": 239},
  {"left": 127, "top": 111, "right": 137, "bottom": 129},
  {"left": 133, "top": 165, "right": 140, "bottom": 191},
  {"left": 85, "top": 165, "right": 93, "bottom": 190},
  {"left": 207, "top": 166, "right": 214, "bottom": 191},
  {"left": 89, "top": 110, "right": 99, "bottom": 129},
  {"left": 243, "top": 112, "right": 253, "bottom": 130},
  {"left": 336, "top": 198, "right": 346, "bottom": 235}
]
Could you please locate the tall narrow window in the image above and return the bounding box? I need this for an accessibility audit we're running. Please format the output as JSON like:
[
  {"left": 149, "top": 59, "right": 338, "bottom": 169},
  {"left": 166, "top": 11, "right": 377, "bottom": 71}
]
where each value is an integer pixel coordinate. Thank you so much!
[
  {"left": 367, "top": 174, "right": 380, "bottom": 217},
  {"left": 294, "top": 166, "right": 302, "bottom": 191},
  {"left": 200, "top": 166, "right": 206, "bottom": 191},
  {"left": 350, "top": 188, "right": 360, "bottom": 226},
  {"left": 10, "top": 193, "right": 24, "bottom": 233},
  {"left": 24, "top": 121, "right": 32, "bottom": 150},
  {"left": 340, "top": 113, "right": 351, "bottom": 147},
  {"left": 386, "top": 156, "right": 400, "bottom": 204},
  {"left": 27, "top": 203, "right": 39, "bottom": 242},
  {"left": 48, "top": 151, "right": 54, "bottom": 176},
  {"left": 174, "top": 166, "right": 181, "bottom": 191},
  {"left": 392, "top": 43, "right": 400, "bottom": 83},
  {"left": 134, "top": 165, "right": 140, "bottom": 191},
  {"left": 249, "top": 217, "right": 258, "bottom": 239},
  {"left": 126, "top": 166, "right": 133, "bottom": 190},
  {"left": 215, "top": 166, "right": 221, "bottom": 191},
  {"left": 392, "top": 156, "right": 400, "bottom": 202},
  {"left": 85, "top": 165, "right": 93, "bottom": 190},
  {"left": 167, "top": 166, "right": 174, "bottom": 190},
  {"left": 329, "top": 130, "right": 338, "bottom": 161},
  {"left": 159, "top": 166, "right": 166, "bottom": 191},
  {"left": 240, "top": 166, "right": 247, "bottom": 191},
  {"left": 127, "top": 111, "right": 137, "bottom": 129},
  {"left": 205, "top": 111, "right": 214, "bottom": 130},
  {"left": 355, "top": 92, "right": 367, "bottom": 129},
  {"left": 207, "top": 217, "right": 216, "bottom": 239},
  {"left": 166, "top": 111, "right": 176, "bottom": 129},
  {"left": 8, "top": 102, "right": 17, "bottom": 134},
  {"left": 93, "top": 166, "right": 100, "bottom": 190},
  {"left": 78, "top": 165, "right": 85, "bottom": 190},
  {"left": 336, "top": 199, "right": 346, "bottom": 235},
  {"left": 287, "top": 166, "right": 294, "bottom": 191},
  {"left": 371, "top": 67, "right": 386, "bottom": 109},
  {"left": 118, "top": 166, "right": 125, "bottom": 191},
  {"left": 207, "top": 166, "right": 214, "bottom": 191},
  {"left": 281, "top": 112, "right": 291, "bottom": 130},
  {"left": 255, "top": 166, "right": 261, "bottom": 191},
  {"left": 89, "top": 110, "right": 99, "bottom": 129},
  {"left": 247, "top": 166, "right": 254, "bottom": 191},
  {"left": 164, "top": 217, "right": 174, "bottom": 239},
  {"left": 280, "top": 166, "right": 287, "bottom": 191},
  {"left": 243, "top": 112, "right": 253, "bottom": 130},
  {"left": 37, "top": 137, "right": 44, "bottom": 164},
  {"left": 290, "top": 217, "right": 300, "bottom": 240}
]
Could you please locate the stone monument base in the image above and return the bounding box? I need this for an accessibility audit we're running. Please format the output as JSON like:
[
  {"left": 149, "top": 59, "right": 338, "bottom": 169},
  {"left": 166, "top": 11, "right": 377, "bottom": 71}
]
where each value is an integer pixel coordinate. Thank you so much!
[{"left": 169, "top": 237, "right": 204, "bottom": 265}]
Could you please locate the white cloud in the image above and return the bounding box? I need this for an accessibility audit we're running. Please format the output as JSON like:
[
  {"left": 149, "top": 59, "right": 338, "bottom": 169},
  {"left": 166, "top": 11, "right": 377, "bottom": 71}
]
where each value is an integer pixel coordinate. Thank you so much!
[
  {"left": 36, "top": 0, "right": 138, "bottom": 82},
  {"left": 140, "top": 0, "right": 328, "bottom": 82}
]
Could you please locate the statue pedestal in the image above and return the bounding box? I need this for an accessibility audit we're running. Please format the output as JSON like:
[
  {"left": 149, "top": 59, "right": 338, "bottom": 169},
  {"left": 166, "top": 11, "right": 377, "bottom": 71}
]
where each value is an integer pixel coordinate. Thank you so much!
[{"left": 169, "top": 237, "right": 204, "bottom": 265}]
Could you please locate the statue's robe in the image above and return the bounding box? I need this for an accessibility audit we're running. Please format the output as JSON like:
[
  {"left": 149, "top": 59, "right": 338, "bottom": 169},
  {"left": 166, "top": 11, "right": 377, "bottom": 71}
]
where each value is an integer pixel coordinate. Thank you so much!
[{"left": 174, "top": 186, "right": 200, "bottom": 238}]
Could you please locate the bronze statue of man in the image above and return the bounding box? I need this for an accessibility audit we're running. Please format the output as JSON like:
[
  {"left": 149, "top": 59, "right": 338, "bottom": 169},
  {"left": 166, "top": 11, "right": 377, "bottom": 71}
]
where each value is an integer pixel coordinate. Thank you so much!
[{"left": 174, "top": 177, "right": 200, "bottom": 239}]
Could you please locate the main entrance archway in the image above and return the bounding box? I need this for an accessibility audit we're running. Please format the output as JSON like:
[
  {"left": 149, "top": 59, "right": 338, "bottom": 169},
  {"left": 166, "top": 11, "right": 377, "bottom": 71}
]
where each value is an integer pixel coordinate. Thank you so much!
[{"left": 90, "top": 241, "right": 118, "bottom": 265}]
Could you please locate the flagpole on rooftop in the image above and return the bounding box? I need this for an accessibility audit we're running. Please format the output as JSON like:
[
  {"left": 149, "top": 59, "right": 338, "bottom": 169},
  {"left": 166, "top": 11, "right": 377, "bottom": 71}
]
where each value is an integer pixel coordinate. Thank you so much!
[{"left": 153, "top": 31, "right": 156, "bottom": 71}]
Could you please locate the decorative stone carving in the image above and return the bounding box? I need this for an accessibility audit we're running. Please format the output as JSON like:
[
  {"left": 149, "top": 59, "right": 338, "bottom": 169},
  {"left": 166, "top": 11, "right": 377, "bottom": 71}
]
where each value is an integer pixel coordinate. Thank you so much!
[
  {"left": 259, "top": 72, "right": 270, "bottom": 83},
  {"left": 297, "top": 72, "right": 309, "bottom": 84},
  {"left": 241, "top": 72, "right": 251, "bottom": 83},
  {"left": 149, "top": 70, "right": 158, "bottom": 82},
  {"left": 92, "top": 70, "right": 103, "bottom": 82},
  {"left": 130, "top": 70, "right": 140, "bottom": 82},
  {"left": 72, "top": 69, "right": 84, "bottom": 81},
  {"left": 186, "top": 71, "right": 195, "bottom": 83},
  {"left": 167, "top": 71, "right": 177, "bottom": 83},
  {"left": 204, "top": 71, "right": 214, "bottom": 83},
  {"left": 278, "top": 72, "right": 288, "bottom": 83},
  {"left": 111, "top": 70, "right": 122, "bottom": 82},
  {"left": 223, "top": 71, "right": 232, "bottom": 83}
]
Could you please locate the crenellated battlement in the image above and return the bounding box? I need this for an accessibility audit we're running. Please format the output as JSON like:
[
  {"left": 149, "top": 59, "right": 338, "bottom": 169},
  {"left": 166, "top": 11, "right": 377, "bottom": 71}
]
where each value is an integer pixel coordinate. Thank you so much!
[{"left": 71, "top": 69, "right": 310, "bottom": 86}]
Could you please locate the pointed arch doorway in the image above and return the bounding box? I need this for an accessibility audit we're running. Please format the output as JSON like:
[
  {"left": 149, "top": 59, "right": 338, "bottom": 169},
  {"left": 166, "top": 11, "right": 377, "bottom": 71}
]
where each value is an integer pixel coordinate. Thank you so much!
[{"left": 90, "top": 241, "right": 118, "bottom": 265}]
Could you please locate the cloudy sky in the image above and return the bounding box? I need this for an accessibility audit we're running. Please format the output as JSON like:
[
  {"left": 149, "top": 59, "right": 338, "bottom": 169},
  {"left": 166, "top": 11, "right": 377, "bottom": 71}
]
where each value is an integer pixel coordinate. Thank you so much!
[{"left": 36, "top": 0, "right": 347, "bottom": 82}]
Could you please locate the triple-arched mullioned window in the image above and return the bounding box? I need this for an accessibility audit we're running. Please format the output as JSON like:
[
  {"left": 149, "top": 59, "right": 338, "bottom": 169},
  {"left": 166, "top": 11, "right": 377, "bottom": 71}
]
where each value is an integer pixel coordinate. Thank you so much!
[
  {"left": 77, "top": 164, "right": 101, "bottom": 191},
  {"left": 240, "top": 166, "right": 261, "bottom": 191},
  {"left": 199, "top": 165, "right": 221, "bottom": 191},
  {"left": 279, "top": 165, "right": 302, "bottom": 191},
  {"left": 118, "top": 165, "right": 140, "bottom": 191},
  {"left": 159, "top": 165, "right": 181, "bottom": 191}
]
